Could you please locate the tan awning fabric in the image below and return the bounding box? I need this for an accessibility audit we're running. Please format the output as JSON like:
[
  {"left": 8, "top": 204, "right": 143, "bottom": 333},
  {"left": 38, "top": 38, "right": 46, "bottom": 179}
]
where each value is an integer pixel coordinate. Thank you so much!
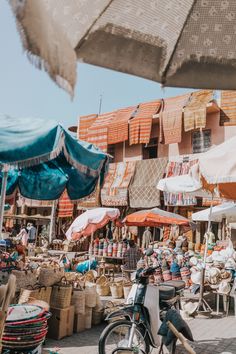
[
  {"left": 10, "top": 1, "right": 236, "bottom": 95},
  {"left": 184, "top": 90, "right": 214, "bottom": 132},
  {"left": 101, "top": 161, "right": 136, "bottom": 206},
  {"left": 9, "top": 0, "right": 77, "bottom": 96},
  {"left": 129, "top": 158, "right": 167, "bottom": 208}
]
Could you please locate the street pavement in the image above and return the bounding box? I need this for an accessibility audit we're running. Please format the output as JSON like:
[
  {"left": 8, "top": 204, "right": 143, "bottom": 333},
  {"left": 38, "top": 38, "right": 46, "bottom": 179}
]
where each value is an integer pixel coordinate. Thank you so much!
[{"left": 45, "top": 315, "right": 236, "bottom": 354}]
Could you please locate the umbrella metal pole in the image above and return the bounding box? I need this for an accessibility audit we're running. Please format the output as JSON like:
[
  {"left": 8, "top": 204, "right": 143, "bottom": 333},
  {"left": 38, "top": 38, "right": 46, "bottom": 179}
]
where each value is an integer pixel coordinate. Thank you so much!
[
  {"left": 196, "top": 195, "right": 214, "bottom": 315},
  {"left": 49, "top": 200, "right": 57, "bottom": 243},
  {"left": 0, "top": 170, "right": 8, "bottom": 240}
]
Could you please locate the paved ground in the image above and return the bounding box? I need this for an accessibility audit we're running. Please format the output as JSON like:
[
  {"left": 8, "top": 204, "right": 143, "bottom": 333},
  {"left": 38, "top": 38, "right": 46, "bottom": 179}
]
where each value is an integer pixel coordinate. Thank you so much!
[{"left": 44, "top": 315, "right": 236, "bottom": 354}]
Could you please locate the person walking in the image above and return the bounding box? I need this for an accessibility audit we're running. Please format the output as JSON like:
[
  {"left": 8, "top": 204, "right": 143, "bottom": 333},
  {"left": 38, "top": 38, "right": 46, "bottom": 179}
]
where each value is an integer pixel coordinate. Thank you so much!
[
  {"left": 123, "top": 240, "right": 142, "bottom": 271},
  {"left": 27, "top": 223, "right": 37, "bottom": 244},
  {"left": 16, "top": 225, "right": 29, "bottom": 247}
]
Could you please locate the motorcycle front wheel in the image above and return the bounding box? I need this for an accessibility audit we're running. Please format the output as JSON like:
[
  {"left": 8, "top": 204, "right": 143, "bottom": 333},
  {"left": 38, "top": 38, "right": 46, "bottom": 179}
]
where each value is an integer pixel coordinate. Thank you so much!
[{"left": 99, "top": 320, "right": 150, "bottom": 354}]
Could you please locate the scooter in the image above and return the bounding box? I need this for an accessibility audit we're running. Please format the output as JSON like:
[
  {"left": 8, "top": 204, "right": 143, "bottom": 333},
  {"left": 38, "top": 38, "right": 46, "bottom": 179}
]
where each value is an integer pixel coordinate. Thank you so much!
[{"left": 99, "top": 251, "right": 194, "bottom": 354}]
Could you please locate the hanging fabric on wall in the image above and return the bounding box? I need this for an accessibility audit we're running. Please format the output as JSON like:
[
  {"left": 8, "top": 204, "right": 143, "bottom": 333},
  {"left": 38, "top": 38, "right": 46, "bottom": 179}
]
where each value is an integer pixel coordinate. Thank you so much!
[
  {"left": 101, "top": 161, "right": 136, "bottom": 206},
  {"left": 220, "top": 90, "right": 236, "bottom": 126},
  {"left": 87, "top": 111, "right": 115, "bottom": 152},
  {"left": 159, "top": 93, "right": 190, "bottom": 145},
  {"left": 129, "top": 100, "right": 161, "bottom": 145},
  {"left": 164, "top": 158, "right": 198, "bottom": 206},
  {"left": 77, "top": 182, "right": 101, "bottom": 209},
  {"left": 129, "top": 158, "right": 167, "bottom": 208},
  {"left": 57, "top": 190, "right": 74, "bottom": 218},
  {"left": 184, "top": 90, "right": 214, "bottom": 132},
  {"left": 78, "top": 113, "right": 97, "bottom": 141},
  {"left": 107, "top": 106, "right": 136, "bottom": 145}
]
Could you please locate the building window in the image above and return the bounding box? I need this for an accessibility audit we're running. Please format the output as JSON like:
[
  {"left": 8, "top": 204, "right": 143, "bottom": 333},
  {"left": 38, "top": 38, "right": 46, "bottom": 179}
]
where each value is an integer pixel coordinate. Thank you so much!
[
  {"left": 143, "top": 137, "right": 158, "bottom": 159},
  {"left": 192, "top": 130, "right": 211, "bottom": 154}
]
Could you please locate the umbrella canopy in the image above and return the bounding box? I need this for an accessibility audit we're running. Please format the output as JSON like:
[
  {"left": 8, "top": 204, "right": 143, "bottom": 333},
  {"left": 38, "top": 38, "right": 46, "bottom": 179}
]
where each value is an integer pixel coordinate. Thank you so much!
[
  {"left": 157, "top": 164, "right": 212, "bottom": 198},
  {"left": 123, "top": 208, "right": 192, "bottom": 228},
  {"left": 0, "top": 115, "right": 108, "bottom": 200},
  {"left": 66, "top": 207, "right": 120, "bottom": 240},
  {"left": 192, "top": 202, "right": 236, "bottom": 223},
  {"left": 9, "top": 0, "right": 236, "bottom": 95},
  {"left": 158, "top": 135, "right": 236, "bottom": 200}
]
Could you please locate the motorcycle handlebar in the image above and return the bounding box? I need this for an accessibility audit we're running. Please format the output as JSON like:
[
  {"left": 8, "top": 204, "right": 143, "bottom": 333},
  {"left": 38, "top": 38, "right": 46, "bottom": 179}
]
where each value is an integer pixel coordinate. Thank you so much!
[{"left": 137, "top": 265, "right": 159, "bottom": 278}]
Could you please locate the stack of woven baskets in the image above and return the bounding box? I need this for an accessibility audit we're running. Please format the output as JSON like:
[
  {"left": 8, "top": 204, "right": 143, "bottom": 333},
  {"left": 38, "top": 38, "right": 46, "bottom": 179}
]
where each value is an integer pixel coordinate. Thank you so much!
[{"left": 96, "top": 275, "right": 132, "bottom": 300}]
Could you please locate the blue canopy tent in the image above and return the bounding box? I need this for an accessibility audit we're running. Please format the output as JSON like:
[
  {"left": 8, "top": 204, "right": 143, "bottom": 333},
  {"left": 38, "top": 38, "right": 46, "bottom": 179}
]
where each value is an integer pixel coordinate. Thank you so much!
[{"left": 0, "top": 115, "right": 109, "bottom": 238}]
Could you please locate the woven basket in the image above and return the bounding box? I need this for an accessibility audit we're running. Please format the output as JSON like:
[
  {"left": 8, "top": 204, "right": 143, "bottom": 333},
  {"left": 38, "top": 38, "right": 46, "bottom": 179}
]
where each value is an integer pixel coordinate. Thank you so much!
[
  {"left": 123, "top": 283, "right": 132, "bottom": 299},
  {"left": 74, "top": 313, "right": 86, "bottom": 333},
  {"left": 38, "top": 267, "right": 64, "bottom": 287},
  {"left": 50, "top": 279, "right": 72, "bottom": 309},
  {"left": 85, "top": 306, "right": 92, "bottom": 329},
  {"left": 110, "top": 281, "right": 124, "bottom": 299},
  {"left": 92, "top": 308, "right": 104, "bottom": 325},
  {"left": 71, "top": 284, "right": 85, "bottom": 315},
  {"left": 18, "top": 286, "right": 52, "bottom": 304},
  {"left": 96, "top": 275, "right": 110, "bottom": 296},
  {"left": 84, "top": 270, "right": 97, "bottom": 283},
  {"left": 84, "top": 282, "right": 96, "bottom": 308},
  {"left": 12, "top": 270, "right": 38, "bottom": 292}
]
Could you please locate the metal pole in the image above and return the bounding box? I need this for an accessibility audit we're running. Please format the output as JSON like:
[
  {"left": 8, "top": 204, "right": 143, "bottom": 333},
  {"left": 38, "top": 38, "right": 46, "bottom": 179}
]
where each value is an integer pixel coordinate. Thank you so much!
[
  {"left": 49, "top": 200, "right": 57, "bottom": 243},
  {"left": 0, "top": 170, "right": 8, "bottom": 239},
  {"left": 196, "top": 194, "right": 214, "bottom": 315}
]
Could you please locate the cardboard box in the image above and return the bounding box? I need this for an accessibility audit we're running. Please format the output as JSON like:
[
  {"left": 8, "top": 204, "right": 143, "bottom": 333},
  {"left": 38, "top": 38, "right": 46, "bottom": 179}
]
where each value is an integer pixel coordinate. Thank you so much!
[
  {"left": 74, "top": 313, "right": 86, "bottom": 333},
  {"left": 47, "top": 305, "right": 75, "bottom": 340}
]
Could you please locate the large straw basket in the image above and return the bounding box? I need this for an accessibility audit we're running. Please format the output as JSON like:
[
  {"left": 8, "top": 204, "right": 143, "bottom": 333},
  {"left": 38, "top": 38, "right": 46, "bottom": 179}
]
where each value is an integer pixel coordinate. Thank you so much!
[
  {"left": 84, "top": 270, "right": 97, "bottom": 283},
  {"left": 84, "top": 282, "right": 96, "bottom": 308},
  {"left": 92, "top": 308, "right": 104, "bottom": 325},
  {"left": 96, "top": 275, "right": 110, "bottom": 296},
  {"left": 18, "top": 286, "right": 52, "bottom": 304},
  {"left": 12, "top": 270, "right": 38, "bottom": 292},
  {"left": 74, "top": 313, "right": 86, "bottom": 333},
  {"left": 38, "top": 267, "right": 64, "bottom": 287},
  {"left": 71, "top": 284, "right": 85, "bottom": 315},
  {"left": 123, "top": 282, "right": 132, "bottom": 299},
  {"left": 85, "top": 307, "right": 92, "bottom": 329},
  {"left": 110, "top": 281, "right": 124, "bottom": 299},
  {"left": 50, "top": 279, "right": 72, "bottom": 309}
]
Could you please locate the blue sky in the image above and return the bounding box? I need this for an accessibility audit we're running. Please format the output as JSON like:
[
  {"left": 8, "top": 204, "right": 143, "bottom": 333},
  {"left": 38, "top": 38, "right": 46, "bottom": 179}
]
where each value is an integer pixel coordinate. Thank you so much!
[{"left": 0, "top": 1, "right": 189, "bottom": 129}]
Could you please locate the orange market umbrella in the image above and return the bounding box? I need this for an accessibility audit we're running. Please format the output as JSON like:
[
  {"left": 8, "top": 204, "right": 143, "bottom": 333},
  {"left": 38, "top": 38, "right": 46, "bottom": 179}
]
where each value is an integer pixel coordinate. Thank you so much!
[{"left": 123, "top": 208, "right": 193, "bottom": 229}]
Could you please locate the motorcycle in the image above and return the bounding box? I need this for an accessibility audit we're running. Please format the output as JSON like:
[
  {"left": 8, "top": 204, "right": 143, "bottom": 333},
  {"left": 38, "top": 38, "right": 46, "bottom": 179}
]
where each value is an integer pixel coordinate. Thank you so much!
[{"left": 99, "top": 250, "right": 194, "bottom": 354}]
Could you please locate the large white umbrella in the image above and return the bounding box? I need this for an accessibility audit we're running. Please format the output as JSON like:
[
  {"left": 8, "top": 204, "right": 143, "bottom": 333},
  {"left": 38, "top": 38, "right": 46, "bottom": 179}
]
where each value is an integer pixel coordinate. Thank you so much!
[
  {"left": 66, "top": 207, "right": 120, "bottom": 240},
  {"left": 192, "top": 202, "right": 236, "bottom": 223},
  {"left": 9, "top": 0, "right": 236, "bottom": 95},
  {"left": 158, "top": 136, "right": 236, "bottom": 200}
]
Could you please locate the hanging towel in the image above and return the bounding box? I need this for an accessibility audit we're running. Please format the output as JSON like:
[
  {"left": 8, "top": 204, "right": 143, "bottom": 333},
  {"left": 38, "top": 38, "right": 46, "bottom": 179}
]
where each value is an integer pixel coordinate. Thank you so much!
[
  {"left": 58, "top": 190, "right": 74, "bottom": 218},
  {"left": 87, "top": 111, "right": 115, "bottom": 152},
  {"left": 107, "top": 106, "right": 136, "bottom": 145},
  {"left": 101, "top": 161, "right": 136, "bottom": 206},
  {"left": 160, "top": 94, "right": 190, "bottom": 145},
  {"left": 129, "top": 158, "right": 167, "bottom": 208},
  {"left": 78, "top": 114, "right": 97, "bottom": 141},
  {"left": 184, "top": 90, "right": 213, "bottom": 132},
  {"left": 129, "top": 100, "right": 161, "bottom": 145},
  {"left": 220, "top": 90, "right": 236, "bottom": 126}
]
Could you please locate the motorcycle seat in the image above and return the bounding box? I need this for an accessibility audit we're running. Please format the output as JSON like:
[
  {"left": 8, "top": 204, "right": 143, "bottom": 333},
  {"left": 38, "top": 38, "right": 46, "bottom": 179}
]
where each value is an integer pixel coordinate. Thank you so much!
[
  {"left": 160, "top": 280, "right": 185, "bottom": 292},
  {"left": 159, "top": 285, "right": 175, "bottom": 301}
]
